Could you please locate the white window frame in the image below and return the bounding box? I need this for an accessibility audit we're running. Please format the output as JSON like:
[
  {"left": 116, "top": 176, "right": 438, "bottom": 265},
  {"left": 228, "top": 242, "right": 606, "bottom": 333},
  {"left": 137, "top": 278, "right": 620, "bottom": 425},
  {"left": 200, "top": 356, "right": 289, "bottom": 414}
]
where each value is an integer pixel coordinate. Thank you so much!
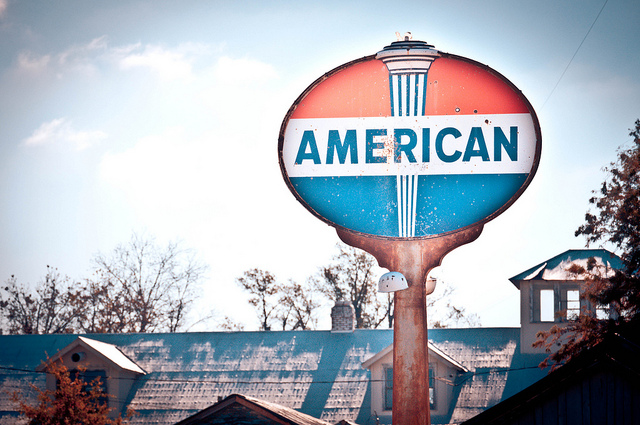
[{"left": 531, "top": 283, "right": 583, "bottom": 323}]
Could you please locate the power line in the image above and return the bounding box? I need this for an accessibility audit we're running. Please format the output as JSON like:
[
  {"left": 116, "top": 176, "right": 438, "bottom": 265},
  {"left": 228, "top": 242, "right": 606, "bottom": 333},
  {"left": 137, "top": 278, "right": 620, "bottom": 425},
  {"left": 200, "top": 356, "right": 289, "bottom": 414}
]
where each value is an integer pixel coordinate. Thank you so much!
[
  {"left": 542, "top": 0, "right": 609, "bottom": 108},
  {"left": 0, "top": 364, "right": 541, "bottom": 387},
  {"left": 1, "top": 364, "right": 544, "bottom": 411}
]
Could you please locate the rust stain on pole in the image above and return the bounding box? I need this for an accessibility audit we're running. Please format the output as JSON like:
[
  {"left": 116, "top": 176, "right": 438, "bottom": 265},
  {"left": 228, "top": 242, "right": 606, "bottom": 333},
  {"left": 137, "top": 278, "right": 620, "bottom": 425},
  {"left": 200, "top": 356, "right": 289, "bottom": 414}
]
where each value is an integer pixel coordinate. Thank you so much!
[{"left": 337, "top": 225, "right": 483, "bottom": 425}]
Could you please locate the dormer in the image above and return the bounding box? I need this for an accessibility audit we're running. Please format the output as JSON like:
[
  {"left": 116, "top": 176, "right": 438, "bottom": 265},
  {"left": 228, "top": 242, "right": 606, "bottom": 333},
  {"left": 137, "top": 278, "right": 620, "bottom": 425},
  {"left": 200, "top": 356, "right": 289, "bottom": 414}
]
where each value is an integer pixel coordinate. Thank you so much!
[
  {"left": 510, "top": 249, "right": 622, "bottom": 354},
  {"left": 362, "top": 342, "right": 468, "bottom": 423},
  {"left": 36, "top": 336, "right": 146, "bottom": 419}
]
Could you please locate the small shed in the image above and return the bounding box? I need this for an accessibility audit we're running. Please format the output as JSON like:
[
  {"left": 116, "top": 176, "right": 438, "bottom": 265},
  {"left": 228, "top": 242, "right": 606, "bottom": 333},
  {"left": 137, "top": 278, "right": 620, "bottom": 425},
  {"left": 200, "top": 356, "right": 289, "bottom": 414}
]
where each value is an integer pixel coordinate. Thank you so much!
[
  {"left": 36, "top": 336, "right": 146, "bottom": 420},
  {"left": 174, "top": 393, "right": 334, "bottom": 425},
  {"left": 461, "top": 334, "right": 640, "bottom": 425}
]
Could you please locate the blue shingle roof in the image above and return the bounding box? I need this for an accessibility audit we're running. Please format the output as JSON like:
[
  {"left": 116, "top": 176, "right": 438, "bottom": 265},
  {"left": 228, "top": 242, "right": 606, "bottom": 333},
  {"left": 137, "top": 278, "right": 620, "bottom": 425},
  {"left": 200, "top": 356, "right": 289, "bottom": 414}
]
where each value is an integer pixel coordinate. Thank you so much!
[
  {"left": 0, "top": 328, "right": 547, "bottom": 425},
  {"left": 509, "top": 248, "right": 623, "bottom": 288},
  {"left": 427, "top": 328, "right": 547, "bottom": 424}
]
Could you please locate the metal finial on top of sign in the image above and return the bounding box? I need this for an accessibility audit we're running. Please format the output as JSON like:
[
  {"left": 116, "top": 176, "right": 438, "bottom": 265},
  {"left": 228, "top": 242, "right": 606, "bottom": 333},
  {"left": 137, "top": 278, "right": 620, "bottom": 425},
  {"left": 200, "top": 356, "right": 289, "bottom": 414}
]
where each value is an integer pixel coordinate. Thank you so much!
[
  {"left": 377, "top": 36, "right": 438, "bottom": 76},
  {"left": 395, "top": 31, "right": 413, "bottom": 41}
]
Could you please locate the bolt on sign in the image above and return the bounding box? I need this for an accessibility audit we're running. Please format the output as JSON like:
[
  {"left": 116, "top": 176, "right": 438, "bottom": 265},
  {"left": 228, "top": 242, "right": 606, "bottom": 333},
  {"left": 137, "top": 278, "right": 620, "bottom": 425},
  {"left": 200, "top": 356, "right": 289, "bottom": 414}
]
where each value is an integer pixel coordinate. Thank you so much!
[{"left": 279, "top": 38, "right": 541, "bottom": 239}]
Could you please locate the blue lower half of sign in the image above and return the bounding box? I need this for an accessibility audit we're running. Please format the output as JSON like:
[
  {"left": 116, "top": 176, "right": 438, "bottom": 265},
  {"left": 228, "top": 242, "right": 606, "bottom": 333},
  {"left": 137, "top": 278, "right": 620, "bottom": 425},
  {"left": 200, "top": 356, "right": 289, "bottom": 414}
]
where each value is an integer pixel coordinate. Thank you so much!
[{"left": 290, "top": 174, "right": 528, "bottom": 237}]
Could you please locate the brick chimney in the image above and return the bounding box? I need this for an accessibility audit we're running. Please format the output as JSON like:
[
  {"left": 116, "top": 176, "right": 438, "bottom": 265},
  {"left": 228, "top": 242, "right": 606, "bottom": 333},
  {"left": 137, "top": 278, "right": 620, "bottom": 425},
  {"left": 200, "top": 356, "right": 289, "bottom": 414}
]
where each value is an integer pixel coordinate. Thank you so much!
[{"left": 331, "top": 301, "right": 355, "bottom": 332}]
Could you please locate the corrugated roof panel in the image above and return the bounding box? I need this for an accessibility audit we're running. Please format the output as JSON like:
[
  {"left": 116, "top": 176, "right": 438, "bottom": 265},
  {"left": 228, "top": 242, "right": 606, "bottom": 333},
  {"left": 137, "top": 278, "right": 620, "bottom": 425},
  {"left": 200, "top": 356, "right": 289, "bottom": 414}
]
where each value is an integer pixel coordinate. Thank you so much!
[
  {"left": 427, "top": 329, "right": 547, "bottom": 425},
  {"left": 509, "top": 248, "right": 623, "bottom": 285},
  {"left": 323, "top": 372, "right": 369, "bottom": 408},
  {"left": 321, "top": 406, "right": 365, "bottom": 424},
  {"left": 0, "top": 328, "right": 551, "bottom": 425},
  {"left": 431, "top": 339, "right": 516, "bottom": 370},
  {"left": 127, "top": 371, "right": 315, "bottom": 411},
  {"left": 114, "top": 331, "right": 393, "bottom": 423},
  {"left": 450, "top": 407, "right": 486, "bottom": 424},
  {"left": 0, "top": 374, "right": 44, "bottom": 412}
]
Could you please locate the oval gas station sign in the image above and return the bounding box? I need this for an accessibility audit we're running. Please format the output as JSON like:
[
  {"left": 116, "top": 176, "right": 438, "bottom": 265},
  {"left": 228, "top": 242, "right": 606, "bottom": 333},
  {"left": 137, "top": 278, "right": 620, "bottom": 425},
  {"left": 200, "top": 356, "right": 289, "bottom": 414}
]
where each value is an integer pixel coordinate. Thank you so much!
[{"left": 279, "top": 39, "right": 541, "bottom": 239}]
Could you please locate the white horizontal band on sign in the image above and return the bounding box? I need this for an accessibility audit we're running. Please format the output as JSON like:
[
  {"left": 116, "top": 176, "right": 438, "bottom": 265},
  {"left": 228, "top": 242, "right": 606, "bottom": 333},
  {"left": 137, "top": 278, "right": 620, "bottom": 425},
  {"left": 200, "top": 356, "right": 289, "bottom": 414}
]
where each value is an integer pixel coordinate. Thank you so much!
[{"left": 283, "top": 114, "right": 537, "bottom": 177}]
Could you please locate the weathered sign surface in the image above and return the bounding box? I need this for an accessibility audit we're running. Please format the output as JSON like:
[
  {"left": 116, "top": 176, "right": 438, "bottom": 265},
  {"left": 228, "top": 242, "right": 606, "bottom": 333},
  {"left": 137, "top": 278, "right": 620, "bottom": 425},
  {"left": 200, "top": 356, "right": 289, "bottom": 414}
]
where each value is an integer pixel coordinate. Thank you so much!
[{"left": 279, "top": 40, "right": 541, "bottom": 239}]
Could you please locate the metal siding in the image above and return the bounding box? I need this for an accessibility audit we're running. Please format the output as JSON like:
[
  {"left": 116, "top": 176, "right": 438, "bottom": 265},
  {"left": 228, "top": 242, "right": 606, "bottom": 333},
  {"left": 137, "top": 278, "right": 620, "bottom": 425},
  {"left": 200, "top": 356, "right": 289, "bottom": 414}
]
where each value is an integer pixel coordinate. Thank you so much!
[
  {"left": 542, "top": 397, "right": 558, "bottom": 425},
  {"left": 606, "top": 372, "right": 615, "bottom": 425},
  {"left": 557, "top": 389, "right": 566, "bottom": 425},
  {"left": 621, "top": 376, "right": 632, "bottom": 423},
  {"left": 566, "top": 383, "right": 582, "bottom": 425},
  {"left": 589, "top": 372, "right": 605, "bottom": 425},
  {"left": 520, "top": 413, "right": 534, "bottom": 425},
  {"left": 581, "top": 375, "right": 590, "bottom": 425},
  {"left": 626, "top": 386, "right": 640, "bottom": 425},
  {"left": 533, "top": 404, "right": 543, "bottom": 424},
  {"left": 632, "top": 378, "right": 640, "bottom": 425}
]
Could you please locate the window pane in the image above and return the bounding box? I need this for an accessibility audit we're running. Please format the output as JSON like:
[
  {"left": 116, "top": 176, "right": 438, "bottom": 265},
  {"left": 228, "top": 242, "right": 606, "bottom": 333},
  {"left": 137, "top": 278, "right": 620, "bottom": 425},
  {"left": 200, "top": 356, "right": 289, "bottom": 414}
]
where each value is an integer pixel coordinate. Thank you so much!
[
  {"left": 429, "top": 367, "right": 435, "bottom": 409},
  {"left": 384, "top": 367, "right": 393, "bottom": 410},
  {"left": 64, "top": 369, "right": 108, "bottom": 406},
  {"left": 540, "top": 289, "right": 554, "bottom": 322},
  {"left": 596, "top": 304, "right": 609, "bottom": 320},
  {"left": 566, "top": 290, "right": 580, "bottom": 320}
]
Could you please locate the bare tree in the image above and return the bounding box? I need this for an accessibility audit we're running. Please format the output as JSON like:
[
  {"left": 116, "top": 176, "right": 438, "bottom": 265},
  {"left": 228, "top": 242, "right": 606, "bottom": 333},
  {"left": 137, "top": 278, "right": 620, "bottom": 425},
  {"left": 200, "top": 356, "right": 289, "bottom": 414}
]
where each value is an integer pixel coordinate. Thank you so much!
[
  {"left": 427, "top": 286, "right": 480, "bottom": 328},
  {"left": 75, "top": 275, "right": 125, "bottom": 334},
  {"left": 313, "top": 243, "right": 480, "bottom": 329},
  {"left": 1, "top": 233, "right": 208, "bottom": 335},
  {"left": 382, "top": 293, "right": 394, "bottom": 329},
  {"left": 314, "top": 243, "right": 387, "bottom": 329},
  {"left": 89, "top": 233, "right": 207, "bottom": 333},
  {"left": 217, "top": 315, "right": 245, "bottom": 331},
  {"left": 236, "top": 244, "right": 479, "bottom": 331},
  {"left": 237, "top": 269, "right": 319, "bottom": 331},
  {"left": 0, "top": 266, "right": 81, "bottom": 334},
  {"left": 237, "top": 268, "right": 281, "bottom": 331},
  {"left": 277, "top": 280, "right": 319, "bottom": 330}
]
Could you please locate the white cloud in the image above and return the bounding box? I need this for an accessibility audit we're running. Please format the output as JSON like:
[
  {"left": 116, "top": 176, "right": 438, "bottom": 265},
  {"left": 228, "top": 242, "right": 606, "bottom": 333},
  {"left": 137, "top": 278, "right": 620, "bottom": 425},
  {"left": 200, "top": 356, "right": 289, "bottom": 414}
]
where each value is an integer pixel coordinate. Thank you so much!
[
  {"left": 16, "top": 37, "right": 108, "bottom": 76},
  {"left": 0, "top": 0, "right": 8, "bottom": 19},
  {"left": 117, "top": 43, "right": 209, "bottom": 82},
  {"left": 57, "top": 36, "right": 108, "bottom": 67},
  {"left": 13, "top": 37, "right": 220, "bottom": 85},
  {"left": 197, "top": 56, "right": 280, "bottom": 126},
  {"left": 212, "top": 56, "right": 278, "bottom": 83},
  {"left": 97, "top": 54, "right": 287, "bottom": 228},
  {"left": 98, "top": 125, "right": 256, "bottom": 216},
  {"left": 17, "top": 51, "right": 51, "bottom": 73},
  {"left": 22, "top": 118, "right": 107, "bottom": 150}
]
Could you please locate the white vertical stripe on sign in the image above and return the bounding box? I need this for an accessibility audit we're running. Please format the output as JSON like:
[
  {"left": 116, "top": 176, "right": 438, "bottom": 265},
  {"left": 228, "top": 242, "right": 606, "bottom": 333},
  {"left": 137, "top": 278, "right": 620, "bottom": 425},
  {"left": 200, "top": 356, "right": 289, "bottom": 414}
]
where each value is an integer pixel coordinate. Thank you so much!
[
  {"left": 397, "top": 173, "right": 404, "bottom": 237},
  {"left": 411, "top": 173, "right": 418, "bottom": 236},
  {"left": 393, "top": 71, "right": 426, "bottom": 237}
]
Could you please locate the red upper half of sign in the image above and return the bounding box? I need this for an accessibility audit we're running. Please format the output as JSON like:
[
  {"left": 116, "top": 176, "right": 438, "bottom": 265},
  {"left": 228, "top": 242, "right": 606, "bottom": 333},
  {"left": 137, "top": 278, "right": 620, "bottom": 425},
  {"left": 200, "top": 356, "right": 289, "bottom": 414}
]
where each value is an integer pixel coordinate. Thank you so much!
[
  {"left": 290, "top": 56, "right": 530, "bottom": 119},
  {"left": 291, "top": 60, "right": 390, "bottom": 119}
]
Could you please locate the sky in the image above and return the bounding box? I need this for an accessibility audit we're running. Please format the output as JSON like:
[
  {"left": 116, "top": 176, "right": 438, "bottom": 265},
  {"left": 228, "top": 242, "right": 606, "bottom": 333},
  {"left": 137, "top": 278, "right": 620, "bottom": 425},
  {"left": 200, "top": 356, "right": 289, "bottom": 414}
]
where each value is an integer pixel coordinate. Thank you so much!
[{"left": 0, "top": 0, "right": 638, "bottom": 331}]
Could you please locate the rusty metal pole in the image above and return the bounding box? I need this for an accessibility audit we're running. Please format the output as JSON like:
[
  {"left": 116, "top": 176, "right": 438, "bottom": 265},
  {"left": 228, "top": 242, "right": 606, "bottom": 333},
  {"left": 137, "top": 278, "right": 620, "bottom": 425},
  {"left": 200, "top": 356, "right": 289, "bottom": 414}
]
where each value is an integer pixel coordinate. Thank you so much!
[
  {"left": 392, "top": 246, "right": 432, "bottom": 425},
  {"left": 388, "top": 237, "right": 481, "bottom": 425},
  {"left": 338, "top": 225, "right": 483, "bottom": 425}
]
